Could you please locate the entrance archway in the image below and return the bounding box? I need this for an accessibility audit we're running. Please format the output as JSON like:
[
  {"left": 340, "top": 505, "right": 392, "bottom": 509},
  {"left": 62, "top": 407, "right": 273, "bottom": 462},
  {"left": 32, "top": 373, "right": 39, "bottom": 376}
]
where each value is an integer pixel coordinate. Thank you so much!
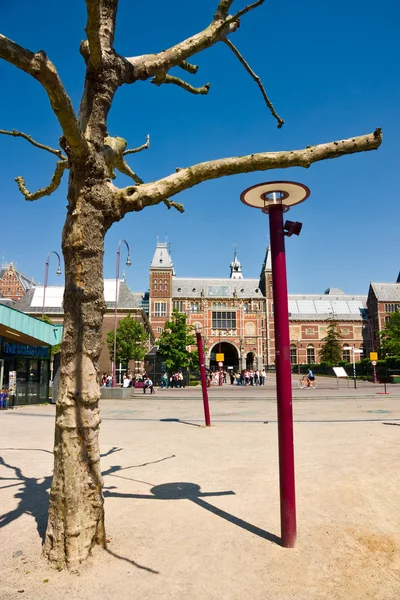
[
  {"left": 246, "top": 352, "right": 255, "bottom": 370},
  {"left": 210, "top": 342, "right": 239, "bottom": 372}
]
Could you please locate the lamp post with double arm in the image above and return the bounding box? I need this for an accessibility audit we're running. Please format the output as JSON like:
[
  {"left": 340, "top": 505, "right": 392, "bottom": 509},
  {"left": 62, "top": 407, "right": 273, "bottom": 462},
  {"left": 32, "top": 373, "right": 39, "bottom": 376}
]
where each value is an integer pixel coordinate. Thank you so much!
[{"left": 112, "top": 239, "right": 131, "bottom": 387}]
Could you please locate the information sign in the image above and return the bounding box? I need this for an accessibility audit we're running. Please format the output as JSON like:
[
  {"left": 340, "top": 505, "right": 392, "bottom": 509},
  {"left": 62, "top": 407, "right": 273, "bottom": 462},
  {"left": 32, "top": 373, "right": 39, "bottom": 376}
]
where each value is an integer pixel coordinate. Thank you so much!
[
  {"left": 9, "top": 371, "right": 16, "bottom": 393},
  {"left": 216, "top": 353, "right": 224, "bottom": 361},
  {"left": 370, "top": 352, "right": 378, "bottom": 361}
]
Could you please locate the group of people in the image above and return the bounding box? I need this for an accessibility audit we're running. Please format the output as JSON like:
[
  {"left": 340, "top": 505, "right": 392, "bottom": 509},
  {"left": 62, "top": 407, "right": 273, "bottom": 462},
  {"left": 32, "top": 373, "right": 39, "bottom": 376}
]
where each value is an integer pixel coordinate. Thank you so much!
[
  {"left": 206, "top": 368, "right": 268, "bottom": 386},
  {"left": 160, "top": 371, "right": 185, "bottom": 389}
]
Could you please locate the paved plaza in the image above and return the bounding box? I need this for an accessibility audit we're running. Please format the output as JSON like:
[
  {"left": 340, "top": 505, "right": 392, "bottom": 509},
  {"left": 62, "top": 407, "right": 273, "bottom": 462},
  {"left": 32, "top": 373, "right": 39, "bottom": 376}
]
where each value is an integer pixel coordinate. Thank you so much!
[{"left": 1, "top": 381, "right": 399, "bottom": 599}]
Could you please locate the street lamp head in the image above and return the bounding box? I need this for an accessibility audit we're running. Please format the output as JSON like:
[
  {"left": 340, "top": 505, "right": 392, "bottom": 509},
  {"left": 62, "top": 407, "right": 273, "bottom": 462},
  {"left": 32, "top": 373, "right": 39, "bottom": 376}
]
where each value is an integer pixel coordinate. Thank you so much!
[
  {"left": 126, "top": 255, "right": 132, "bottom": 267},
  {"left": 240, "top": 181, "right": 310, "bottom": 214},
  {"left": 56, "top": 265, "right": 62, "bottom": 276},
  {"left": 284, "top": 220, "right": 303, "bottom": 237}
]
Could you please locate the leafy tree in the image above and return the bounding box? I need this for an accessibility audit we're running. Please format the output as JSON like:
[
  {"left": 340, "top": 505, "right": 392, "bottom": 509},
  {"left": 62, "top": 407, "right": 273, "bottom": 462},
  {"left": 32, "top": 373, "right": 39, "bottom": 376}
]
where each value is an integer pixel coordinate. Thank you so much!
[
  {"left": 106, "top": 315, "right": 148, "bottom": 371},
  {"left": 379, "top": 312, "right": 400, "bottom": 357},
  {"left": 319, "top": 321, "right": 342, "bottom": 365},
  {"left": 0, "top": 1, "right": 381, "bottom": 568},
  {"left": 158, "top": 311, "right": 196, "bottom": 373}
]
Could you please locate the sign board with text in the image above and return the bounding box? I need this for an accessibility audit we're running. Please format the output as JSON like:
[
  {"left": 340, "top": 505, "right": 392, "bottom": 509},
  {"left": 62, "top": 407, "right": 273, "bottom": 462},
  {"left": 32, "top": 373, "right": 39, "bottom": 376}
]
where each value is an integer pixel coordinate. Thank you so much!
[
  {"left": 333, "top": 367, "right": 348, "bottom": 378},
  {"left": 216, "top": 353, "right": 224, "bottom": 362},
  {"left": 370, "top": 352, "right": 378, "bottom": 361}
]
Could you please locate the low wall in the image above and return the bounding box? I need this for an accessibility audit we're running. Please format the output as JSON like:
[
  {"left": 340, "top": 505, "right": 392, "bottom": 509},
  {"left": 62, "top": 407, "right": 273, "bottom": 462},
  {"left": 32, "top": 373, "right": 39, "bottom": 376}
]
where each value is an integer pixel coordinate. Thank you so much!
[{"left": 100, "top": 387, "right": 135, "bottom": 400}]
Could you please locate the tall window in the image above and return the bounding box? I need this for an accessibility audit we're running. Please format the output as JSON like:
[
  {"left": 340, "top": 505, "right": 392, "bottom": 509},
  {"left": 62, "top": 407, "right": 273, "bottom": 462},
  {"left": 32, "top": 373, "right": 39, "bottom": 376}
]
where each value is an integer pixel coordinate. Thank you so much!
[
  {"left": 173, "top": 301, "right": 183, "bottom": 312},
  {"left": 212, "top": 311, "right": 236, "bottom": 329},
  {"left": 290, "top": 345, "right": 297, "bottom": 365},
  {"left": 190, "top": 302, "right": 200, "bottom": 313},
  {"left": 306, "top": 345, "right": 315, "bottom": 363},
  {"left": 154, "top": 302, "right": 167, "bottom": 317},
  {"left": 243, "top": 302, "right": 249, "bottom": 313},
  {"left": 343, "top": 346, "right": 351, "bottom": 362}
]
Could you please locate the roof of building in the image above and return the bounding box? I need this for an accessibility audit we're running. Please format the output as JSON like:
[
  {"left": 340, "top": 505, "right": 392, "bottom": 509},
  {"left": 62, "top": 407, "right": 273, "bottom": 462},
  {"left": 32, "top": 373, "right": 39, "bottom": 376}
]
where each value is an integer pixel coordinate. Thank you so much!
[
  {"left": 370, "top": 282, "right": 400, "bottom": 302},
  {"left": 288, "top": 294, "right": 367, "bottom": 321},
  {"left": 0, "top": 262, "right": 37, "bottom": 292},
  {"left": 150, "top": 242, "right": 175, "bottom": 271},
  {"left": 172, "top": 278, "right": 262, "bottom": 299},
  {"left": 16, "top": 280, "right": 143, "bottom": 314},
  {"left": 0, "top": 303, "right": 63, "bottom": 346}
]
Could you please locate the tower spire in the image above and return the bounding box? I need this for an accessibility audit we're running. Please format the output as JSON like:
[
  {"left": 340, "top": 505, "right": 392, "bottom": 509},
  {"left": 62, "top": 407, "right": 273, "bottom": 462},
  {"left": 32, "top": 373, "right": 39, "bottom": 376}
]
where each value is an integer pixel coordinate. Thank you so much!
[{"left": 229, "top": 246, "right": 243, "bottom": 279}]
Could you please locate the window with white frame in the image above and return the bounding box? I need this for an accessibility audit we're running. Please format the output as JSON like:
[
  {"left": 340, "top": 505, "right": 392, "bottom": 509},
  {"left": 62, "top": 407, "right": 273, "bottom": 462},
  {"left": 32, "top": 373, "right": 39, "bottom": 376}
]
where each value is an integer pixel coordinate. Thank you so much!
[
  {"left": 154, "top": 302, "right": 167, "bottom": 317},
  {"left": 173, "top": 301, "right": 183, "bottom": 312},
  {"left": 190, "top": 302, "right": 200, "bottom": 313},
  {"left": 290, "top": 345, "right": 297, "bottom": 365},
  {"left": 343, "top": 346, "right": 351, "bottom": 362},
  {"left": 212, "top": 311, "right": 236, "bottom": 329},
  {"left": 306, "top": 345, "right": 315, "bottom": 363}
]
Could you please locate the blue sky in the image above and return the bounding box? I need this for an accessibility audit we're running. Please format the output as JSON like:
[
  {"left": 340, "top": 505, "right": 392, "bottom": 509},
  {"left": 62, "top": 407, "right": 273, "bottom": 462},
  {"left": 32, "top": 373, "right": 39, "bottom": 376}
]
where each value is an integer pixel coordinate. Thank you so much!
[{"left": 1, "top": 0, "right": 399, "bottom": 295}]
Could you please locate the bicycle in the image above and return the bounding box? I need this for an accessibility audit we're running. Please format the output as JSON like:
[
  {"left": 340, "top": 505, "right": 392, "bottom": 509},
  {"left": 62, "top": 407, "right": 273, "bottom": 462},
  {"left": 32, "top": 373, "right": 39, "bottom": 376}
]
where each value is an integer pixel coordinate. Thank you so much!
[{"left": 298, "top": 378, "right": 318, "bottom": 389}]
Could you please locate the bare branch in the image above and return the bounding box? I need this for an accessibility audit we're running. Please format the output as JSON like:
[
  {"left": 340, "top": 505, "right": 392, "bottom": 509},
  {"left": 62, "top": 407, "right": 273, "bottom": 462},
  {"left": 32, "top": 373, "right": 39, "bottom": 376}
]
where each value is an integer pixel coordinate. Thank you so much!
[
  {"left": 223, "top": 38, "right": 284, "bottom": 128},
  {"left": 163, "top": 200, "right": 185, "bottom": 213},
  {"left": 14, "top": 160, "right": 68, "bottom": 201},
  {"left": 178, "top": 60, "right": 199, "bottom": 75},
  {"left": 229, "top": 0, "right": 265, "bottom": 22},
  {"left": 116, "top": 129, "right": 382, "bottom": 213},
  {"left": 125, "top": 18, "right": 239, "bottom": 82},
  {"left": 0, "top": 129, "right": 67, "bottom": 159},
  {"left": 102, "top": 134, "right": 145, "bottom": 184},
  {"left": 151, "top": 73, "right": 210, "bottom": 96},
  {"left": 215, "top": 1, "right": 236, "bottom": 19},
  {"left": 0, "top": 35, "right": 86, "bottom": 157},
  {"left": 123, "top": 135, "right": 150, "bottom": 156},
  {"left": 84, "top": 0, "right": 118, "bottom": 70},
  {"left": 115, "top": 158, "right": 144, "bottom": 185}
]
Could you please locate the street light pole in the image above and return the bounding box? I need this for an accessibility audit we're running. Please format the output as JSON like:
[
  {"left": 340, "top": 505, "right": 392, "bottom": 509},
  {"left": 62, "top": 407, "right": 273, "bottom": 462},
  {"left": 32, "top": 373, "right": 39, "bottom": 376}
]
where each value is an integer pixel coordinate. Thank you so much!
[
  {"left": 42, "top": 250, "right": 62, "bottom": 320},
  {"left": 363, "top": 319, "right": 377, "bottom": 383},
  {"left": 112, "top": 239, "right": 131, "bottom": 388},
  {"left": 241, "top": 181, "right": 310, "bottom": 549}
]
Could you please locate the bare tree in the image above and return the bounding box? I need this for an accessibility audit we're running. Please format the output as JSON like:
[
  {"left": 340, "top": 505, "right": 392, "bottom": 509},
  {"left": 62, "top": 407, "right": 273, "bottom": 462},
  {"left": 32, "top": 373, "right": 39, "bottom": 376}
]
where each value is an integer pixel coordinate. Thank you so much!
[{"left": 0, "top": 0, "right": 381, "bottom": 568}]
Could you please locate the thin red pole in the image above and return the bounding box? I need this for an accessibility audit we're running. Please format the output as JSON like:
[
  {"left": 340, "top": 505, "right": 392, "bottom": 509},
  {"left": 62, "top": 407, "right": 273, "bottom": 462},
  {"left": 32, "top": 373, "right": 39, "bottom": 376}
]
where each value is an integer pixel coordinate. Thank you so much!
[
  {"left": 269, "top": 206, "right": 297, "bottom": 548},
  {"left": 196, "top": 331, "right": 211, "bottom": 426}
]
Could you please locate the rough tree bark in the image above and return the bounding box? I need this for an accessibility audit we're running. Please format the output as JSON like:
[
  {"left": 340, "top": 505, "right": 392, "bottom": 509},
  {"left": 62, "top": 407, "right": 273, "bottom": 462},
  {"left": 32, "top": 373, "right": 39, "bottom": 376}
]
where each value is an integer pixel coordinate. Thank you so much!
[{"left": 0, "top": 0, "right": 382, "bottom": 568}]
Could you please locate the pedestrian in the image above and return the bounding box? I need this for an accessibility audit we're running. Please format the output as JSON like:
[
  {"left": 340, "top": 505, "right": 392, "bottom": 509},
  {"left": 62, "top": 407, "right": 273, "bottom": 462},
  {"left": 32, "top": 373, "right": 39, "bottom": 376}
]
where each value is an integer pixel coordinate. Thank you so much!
[{"left": 161, "top": 372, "right": 168, "bottom": 389}]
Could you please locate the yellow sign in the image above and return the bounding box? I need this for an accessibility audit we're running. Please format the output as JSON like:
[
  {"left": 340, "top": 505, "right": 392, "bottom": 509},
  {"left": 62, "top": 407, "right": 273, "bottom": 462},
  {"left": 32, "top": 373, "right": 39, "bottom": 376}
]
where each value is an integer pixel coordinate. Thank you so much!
[
  {"left": 369, "top": 352, "right": 378, "bottom": 361},
  {"left": 216, "top": 353, "right": 224, "bottom": 362}
]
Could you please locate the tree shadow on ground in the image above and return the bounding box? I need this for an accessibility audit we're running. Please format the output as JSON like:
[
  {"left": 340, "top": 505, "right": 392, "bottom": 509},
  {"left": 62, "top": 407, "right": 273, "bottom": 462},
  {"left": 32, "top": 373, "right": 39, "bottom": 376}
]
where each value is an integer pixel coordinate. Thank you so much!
[
  {"left": 104, "top": 481, "right": 281, "bottom": 545},
  {"left": 0, "top": 447, "right": 174, "bottom": 541}
]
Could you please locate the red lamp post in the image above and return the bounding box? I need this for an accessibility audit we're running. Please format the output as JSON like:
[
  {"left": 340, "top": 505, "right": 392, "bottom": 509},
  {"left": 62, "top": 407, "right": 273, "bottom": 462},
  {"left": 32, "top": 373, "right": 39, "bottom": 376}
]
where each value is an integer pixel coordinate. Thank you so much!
[
  {"left": 42, "top": 250, "right": 62, "bottom": 320},
  {"left": 241, "top": 181, "right": 310, "bottom": 548},
  {"left": 363, "top": 319, "right": 377, "bottom": 383},
  {"left": 195, "top": 326, "right": 211, "bottom": 426},
  {"left": 112, "top": 239, "right": 131, "bottom": 388}
]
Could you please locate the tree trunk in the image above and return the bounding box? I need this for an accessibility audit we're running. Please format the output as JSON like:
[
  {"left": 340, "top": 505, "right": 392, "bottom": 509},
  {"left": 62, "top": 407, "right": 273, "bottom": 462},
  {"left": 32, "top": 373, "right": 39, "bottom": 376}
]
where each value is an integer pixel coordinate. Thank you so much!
[{"left": 43, "top": 167, "right": 109, "bottom": 568}]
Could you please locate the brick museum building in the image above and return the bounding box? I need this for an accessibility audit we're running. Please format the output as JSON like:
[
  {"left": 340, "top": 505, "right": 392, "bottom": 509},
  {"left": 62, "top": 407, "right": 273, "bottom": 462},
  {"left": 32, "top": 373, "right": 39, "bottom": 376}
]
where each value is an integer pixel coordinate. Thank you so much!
[{"left": 1, "top": 251, "right": 400, "bottom": 375}]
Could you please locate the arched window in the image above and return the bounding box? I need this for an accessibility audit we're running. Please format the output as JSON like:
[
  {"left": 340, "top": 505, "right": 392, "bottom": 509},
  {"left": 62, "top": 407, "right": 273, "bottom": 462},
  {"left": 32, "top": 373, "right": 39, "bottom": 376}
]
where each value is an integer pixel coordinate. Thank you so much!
[
  {"left": 343, "top": 345, "right": 351, "bottom": 363},
  {"left": 306, "top": 345, "right": 315, "bottom": 363},
  {"left": 290, "top": 344, "right": 297, "bottom": 365}
]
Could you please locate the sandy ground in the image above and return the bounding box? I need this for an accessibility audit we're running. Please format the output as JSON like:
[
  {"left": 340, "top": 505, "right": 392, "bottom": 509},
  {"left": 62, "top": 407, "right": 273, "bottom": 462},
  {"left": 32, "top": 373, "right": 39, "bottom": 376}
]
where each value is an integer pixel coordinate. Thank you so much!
[{"left": 0, "top": 393, "right": 399, "bottom": 600}]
